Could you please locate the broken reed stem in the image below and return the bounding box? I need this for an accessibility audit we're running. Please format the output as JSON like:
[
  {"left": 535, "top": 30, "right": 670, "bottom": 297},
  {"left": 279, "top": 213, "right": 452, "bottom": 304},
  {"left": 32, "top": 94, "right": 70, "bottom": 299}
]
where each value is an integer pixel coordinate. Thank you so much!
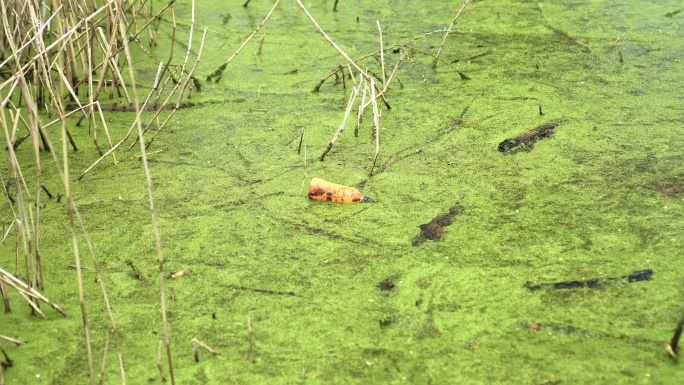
[
  {"left": 126, "top": 260, "right": 150, "bottom": 284},
  {"left": 320, "top": 81, "right": 362, "bottom": 161},
  {"left": 368, "top": 79, "right": 381, "bottom": 177},
  {"left": 117, "top": 4, "right": 176, "bottom": 382},
  {"left": 192, "top": 338, "right": 219, "bottom": 362},
  {"left": 434, "top": 0, "right": 471, "bottom": 67},
  {"left": 0, "top": 280, "right": 9, "bottom": 314},
  {"left": 358, "top": 49, "right": 403, "bottom": 114},
  {"left": 376, "top": 21, "right": 386, "bottom": 87},
  {"left": 15, "top": 287, "right": 46, "bottom": 318},
  {"left": 297, "top": 126, "right": 305, "bottom": 155},
  {"left": 0, "top": 268, "right": 67, "bottom": 317},
  {"left": 61, "top": 92, "right": 97, "bottom": 385},
  {"left": 257, "top": 34, "right": 265, "bottom": 55},
  {"left": 0, "top": 343, "right": 8, "bottom": 381},
  {"left": 78, "top": 61, "right": 165, "bottom": 180},
  {"left": 248, "top": 316, "right": 256, "bottom": 363},
  {"left": 0, "top": 336, "right": 23, "bottom": 345},
  {"left": 668, "top": 311, "right": 684, "bottom": 358},
  {"left": 295, "top": 0, "right": 368, "bottom": 78},
  {"left": 355, "top": 83, "right": 367, "bottom": 137},
  {"left": 72, "top": 206, "right": 126, "bottom": 383},
  {"left": 207, "top": 0, "right": 281, "bottom": 82},
  {"left": 129, "top": 17, "right": 206, "bottom": 149},
  {"left": 300, "top": 144, "right": 307, "bottom": 196},
  {"left": 157, "top": 340, "right": 166, "bottom": 382},
  {"left": 127, "top": 13, "right": 196, "bottom": 150},
  {"left": 98, "top": 327, "right": 112, "bottom": 385},
  {"left": 144, "top": 28, "right": 210, "bottom": 148}
]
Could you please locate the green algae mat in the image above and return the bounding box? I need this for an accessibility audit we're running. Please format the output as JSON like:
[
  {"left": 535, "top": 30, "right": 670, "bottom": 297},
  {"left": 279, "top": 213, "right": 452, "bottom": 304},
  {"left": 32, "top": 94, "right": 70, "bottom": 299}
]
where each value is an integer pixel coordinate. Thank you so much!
[{"left": 3, "top": 0, "right": 684, "bottom": 383}]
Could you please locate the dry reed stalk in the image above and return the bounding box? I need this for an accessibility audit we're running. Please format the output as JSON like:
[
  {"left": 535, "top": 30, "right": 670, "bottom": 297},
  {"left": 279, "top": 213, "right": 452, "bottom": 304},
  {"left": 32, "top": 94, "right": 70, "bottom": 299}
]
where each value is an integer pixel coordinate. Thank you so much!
[
  {"left": 248, "top": 316, "right": 256, "bottom": 363},
  {"left": 668, "top": 312, "right": 684, "bottom": 358},
  {"left": 0, "top": 268, "right": 68, "bottom": 317},
  {"left": 72, "top": 207, "right": 127, "bottom": 382},
  {"left": 192, "top": 338, "right": 219, "bottom": 362},
  {"left": 300, "top": 144, "right": 307, "bottom": 196},
  {"left": 309, "top": 16, "right": 398, "bottom": 171},
  {"left": 98, "top": 327, "right": 112, "bottom": 385},
  {"left": 157, "top": 340, "right": 166, "bottom": 382},
  {"left": 142, "top": 27, "right": 210, "bottom": 149},
  {"left": 207, "top": 0, "right": 282, "bottom": 82},
  {"left": 0, "top": 336, "right": 23, "bottom": 346},
  {"left": 314, "top": 28, "right": 468, "bottom": 93},
  {"left": 0, "top": 279, "right": 9, "bottom": 313},
  {"left": 295, "top": 0, "right": 367, "bottom": 78},
  {"left": 434, "top": 0, "right": 471, "bottom": 67},
  {"left": 78, "top": 62, "right": 165, "bottom": 179},
  {"left": 354, "top": 81, "right": 367, "bottom": 137},
  {"left": 62, "top": 98, "right": 97, "bottom": 385},
  {"left": 377, "top": 21, "right": 387, "bottom": 87},
  {"left": 319, "top": 81, "right": 362, "bottom": 161},
  {"left": 116, "top": 0, "right": 177, "bottom": 380},
  {"left": 257, "top": 35, "right": 266, "bottom": 55},
  {"left": 129, "top": 10, "right": 206, "bottom": 149},
  {"left": 0, "top": 343, "right": 6, "bottom": 384},
  {"left": 358, "top": 51, "right": 402, "bottom": 117},
  {"left": 368, "top": 80, "right": 381, "bottom": 176}
]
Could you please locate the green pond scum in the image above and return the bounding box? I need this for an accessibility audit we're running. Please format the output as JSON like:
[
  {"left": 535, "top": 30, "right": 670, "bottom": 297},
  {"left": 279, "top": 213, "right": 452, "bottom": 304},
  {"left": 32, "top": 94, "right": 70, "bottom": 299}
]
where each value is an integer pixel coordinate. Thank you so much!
[{"left": 3, "top": 0, "right": 684, "bottom": 383}]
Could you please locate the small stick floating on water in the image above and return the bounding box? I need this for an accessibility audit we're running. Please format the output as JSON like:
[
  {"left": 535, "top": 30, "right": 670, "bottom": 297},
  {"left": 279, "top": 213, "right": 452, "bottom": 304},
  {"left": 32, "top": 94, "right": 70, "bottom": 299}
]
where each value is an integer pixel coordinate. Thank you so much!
[{"left": 308, "top": 178, "right": 370, "bottom": 203}]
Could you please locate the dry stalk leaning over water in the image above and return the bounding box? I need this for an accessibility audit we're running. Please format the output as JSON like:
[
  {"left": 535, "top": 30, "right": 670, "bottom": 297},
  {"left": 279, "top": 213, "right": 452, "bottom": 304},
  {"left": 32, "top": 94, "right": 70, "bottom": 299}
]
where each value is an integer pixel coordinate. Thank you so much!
[
  {"left": 192, "top": 338, "right": 220, "bottom": 362},
  {"left": 434, "top": 0, "right": 472, "bottom": 67},
  {"left": 0, "top": 268, "right": 67, "bottom": 318},
  {"left": 206, "top": 0, "right": 282, "bottom": 82}
]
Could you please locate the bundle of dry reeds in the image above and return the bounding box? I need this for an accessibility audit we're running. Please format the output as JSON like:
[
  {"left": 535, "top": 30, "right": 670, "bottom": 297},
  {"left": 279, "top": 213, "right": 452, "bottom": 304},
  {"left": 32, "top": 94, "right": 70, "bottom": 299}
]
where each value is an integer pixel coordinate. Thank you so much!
[{"left": 0, "top": 0, "right": 205, "bottom": 383}]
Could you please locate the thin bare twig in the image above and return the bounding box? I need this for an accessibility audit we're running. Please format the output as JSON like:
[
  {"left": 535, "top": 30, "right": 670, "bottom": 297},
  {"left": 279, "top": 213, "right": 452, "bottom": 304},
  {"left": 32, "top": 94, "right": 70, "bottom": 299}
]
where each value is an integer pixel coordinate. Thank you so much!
[
  {"left": 434, "top": 0, "right": 471, "bottom": 67},
  {"left": 207, "top": 0, "right": 281, "bottom": 82}
]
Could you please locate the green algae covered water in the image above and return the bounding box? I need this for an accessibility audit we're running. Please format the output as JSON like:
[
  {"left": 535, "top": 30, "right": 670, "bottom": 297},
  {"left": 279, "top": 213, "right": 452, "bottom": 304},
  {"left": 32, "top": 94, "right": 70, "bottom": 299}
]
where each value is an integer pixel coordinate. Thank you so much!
[{"left": 3, "top": 0, "right": 684, "bottom": 383}]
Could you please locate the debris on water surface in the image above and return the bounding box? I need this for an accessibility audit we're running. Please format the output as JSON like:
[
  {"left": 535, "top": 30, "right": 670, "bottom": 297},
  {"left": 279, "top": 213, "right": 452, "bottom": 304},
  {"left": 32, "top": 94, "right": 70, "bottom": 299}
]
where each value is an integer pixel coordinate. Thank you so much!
[
  {"left": 498, "top": 122, "right": 560, "bottom": 154},
  {"left": 308, "top": 177, "right": 370, "bottom": 204},
  {"left": 412, "top": 204, "right": 463, "bottom": 246},
  {"left": 524, "top": 269, "right": 653, "bottom": 291}
]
